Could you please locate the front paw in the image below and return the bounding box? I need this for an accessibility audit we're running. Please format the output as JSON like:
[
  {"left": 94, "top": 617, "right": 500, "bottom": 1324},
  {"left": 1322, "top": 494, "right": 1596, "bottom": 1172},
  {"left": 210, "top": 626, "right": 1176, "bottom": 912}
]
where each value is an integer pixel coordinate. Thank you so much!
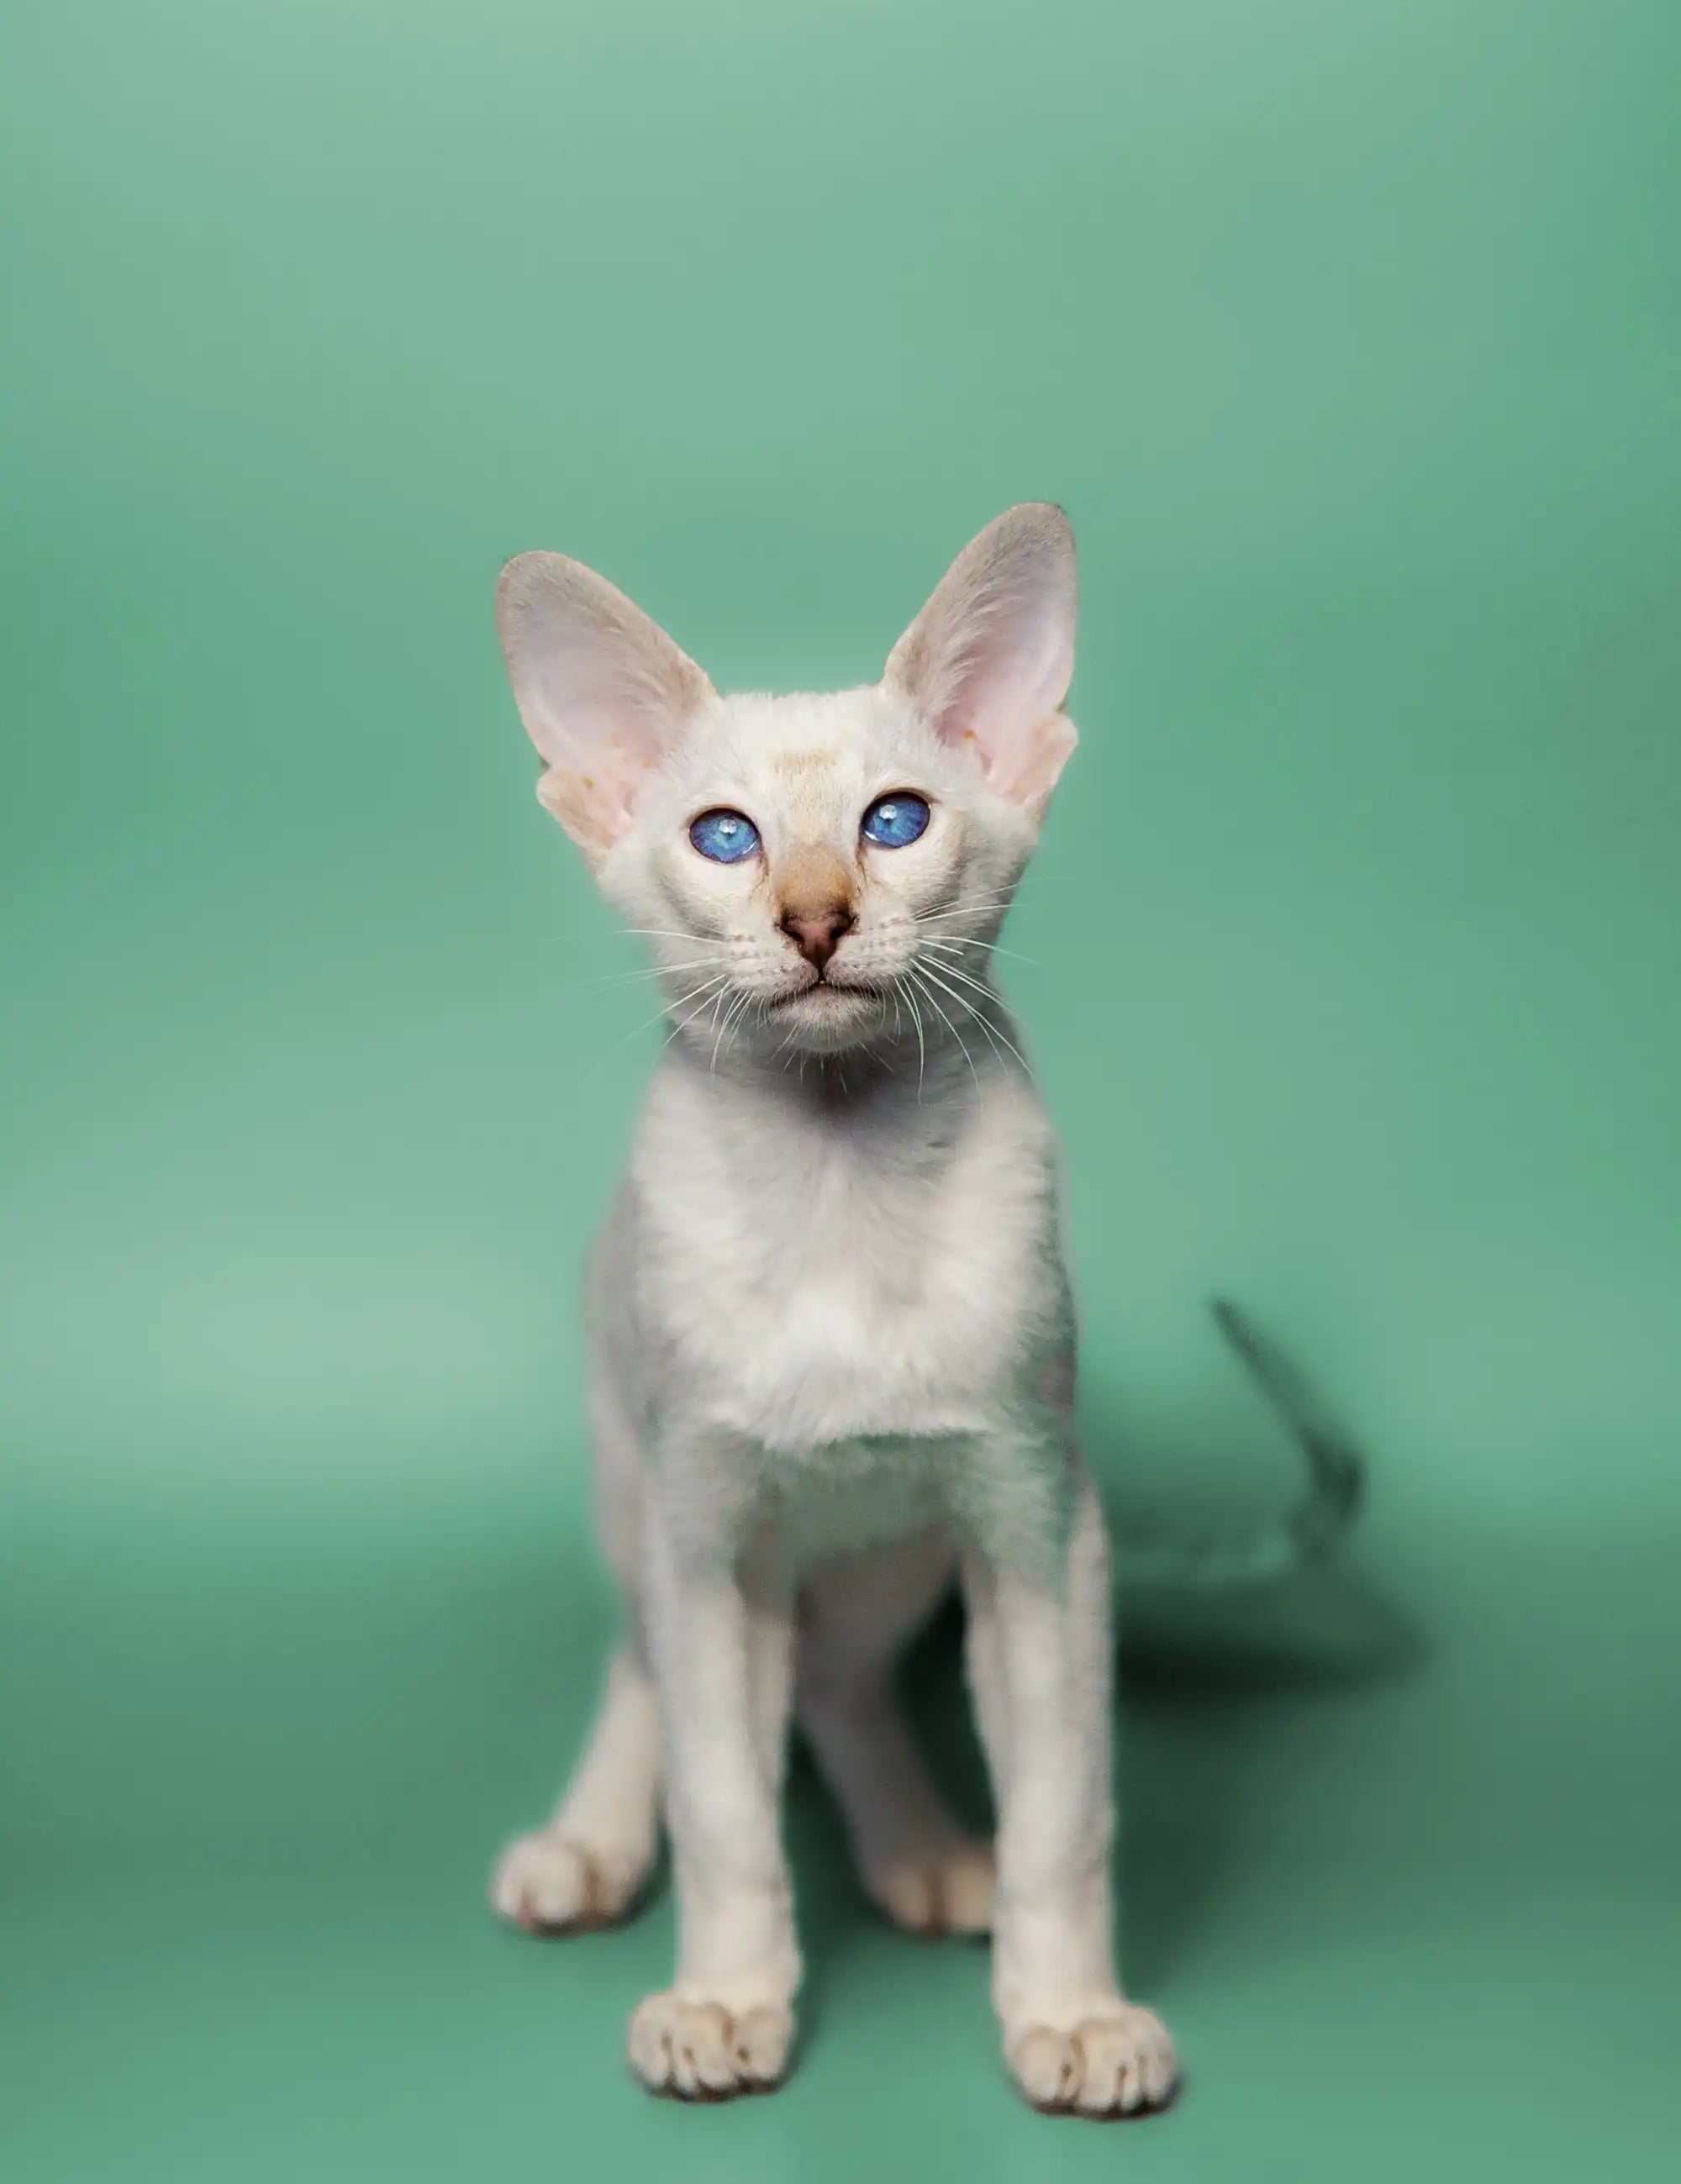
[
  {"left": 626, "top": 1992, "right": 793, "bottom": 2101},
  {"left": 1005, "top": 2005, "right": 1178, "bottom": 2118}
]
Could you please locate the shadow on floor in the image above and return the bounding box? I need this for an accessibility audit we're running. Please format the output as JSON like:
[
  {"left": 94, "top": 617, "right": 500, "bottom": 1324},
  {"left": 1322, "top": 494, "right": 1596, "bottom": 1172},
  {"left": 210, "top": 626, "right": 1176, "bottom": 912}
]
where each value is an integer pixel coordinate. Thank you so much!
[
  {"left": 1115, "top": 1556, "right": 1428, "bottom": 1992},
  {"left": 786, "top": 1540, "right": 1427, "bottom": 2028},
  {"left": 788, "top": 1298, "right": 1427, "bottom": 2013}
]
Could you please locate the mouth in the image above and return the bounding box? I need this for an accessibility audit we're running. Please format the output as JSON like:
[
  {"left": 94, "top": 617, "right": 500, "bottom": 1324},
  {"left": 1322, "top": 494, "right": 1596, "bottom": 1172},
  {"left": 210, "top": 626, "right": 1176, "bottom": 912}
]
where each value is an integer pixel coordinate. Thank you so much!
[{"left": 771, "top": 976, "right": 884, "bottom": 1012}]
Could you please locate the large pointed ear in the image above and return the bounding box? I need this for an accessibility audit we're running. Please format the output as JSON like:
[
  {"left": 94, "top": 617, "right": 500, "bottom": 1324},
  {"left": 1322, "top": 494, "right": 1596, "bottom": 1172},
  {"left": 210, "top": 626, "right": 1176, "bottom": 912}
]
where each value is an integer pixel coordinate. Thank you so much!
[
  {"left": 495, "top": 551, "right": 717, "bottom": 860},
  {"left": 883, "top": 503, "right": 1078, "bottom": 816}
]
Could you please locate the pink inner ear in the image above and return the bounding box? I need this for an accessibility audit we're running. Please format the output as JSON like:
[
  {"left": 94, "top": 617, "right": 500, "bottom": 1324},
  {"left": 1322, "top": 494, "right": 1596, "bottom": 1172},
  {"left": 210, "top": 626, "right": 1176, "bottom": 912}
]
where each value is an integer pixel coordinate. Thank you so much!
[
  {"left": 884, "top": 505, "right": 1078, "bottom": 813},
  {"left": 988, "top": 711, "right": 1078, "bottom": 811},
  {"left": 940, "top": 603, "right": 1073, "bottom": 761},
  {"left": 535, "top": 753, "right": 652, "bottom": 855},
  {"left": 522, "top": 648, "right": 676, "bottom": 855},
  {"left": 497, "top": 551, "right": 715, "bottom": 858}
]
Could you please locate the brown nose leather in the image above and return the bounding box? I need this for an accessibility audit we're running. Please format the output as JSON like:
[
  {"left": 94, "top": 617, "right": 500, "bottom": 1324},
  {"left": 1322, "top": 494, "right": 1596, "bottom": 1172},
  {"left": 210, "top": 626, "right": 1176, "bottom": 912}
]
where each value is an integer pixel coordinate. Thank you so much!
[{"left": 780, "top": 905, "right": 854, "bottom": 972}]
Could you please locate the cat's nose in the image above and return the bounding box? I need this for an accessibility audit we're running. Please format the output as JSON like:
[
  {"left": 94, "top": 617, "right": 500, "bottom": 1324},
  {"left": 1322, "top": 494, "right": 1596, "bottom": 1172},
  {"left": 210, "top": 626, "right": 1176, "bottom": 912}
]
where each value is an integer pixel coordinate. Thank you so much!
[{"left": 780, "top": 905, "right": 855, "bottom": 972}]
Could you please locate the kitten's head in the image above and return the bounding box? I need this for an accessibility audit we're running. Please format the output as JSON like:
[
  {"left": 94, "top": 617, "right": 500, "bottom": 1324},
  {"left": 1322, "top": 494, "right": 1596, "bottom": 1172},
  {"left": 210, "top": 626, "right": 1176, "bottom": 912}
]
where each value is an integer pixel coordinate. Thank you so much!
[{"left": 495, "top": 504, "right": 1078, "bottom": 1060}]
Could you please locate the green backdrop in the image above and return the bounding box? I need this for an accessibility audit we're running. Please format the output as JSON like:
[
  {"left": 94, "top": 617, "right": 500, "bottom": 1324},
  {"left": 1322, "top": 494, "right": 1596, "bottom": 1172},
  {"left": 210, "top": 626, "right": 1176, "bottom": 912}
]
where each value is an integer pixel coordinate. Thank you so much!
[{"left": 4, "top": 3, "right": 1678, "bottom": 2177}]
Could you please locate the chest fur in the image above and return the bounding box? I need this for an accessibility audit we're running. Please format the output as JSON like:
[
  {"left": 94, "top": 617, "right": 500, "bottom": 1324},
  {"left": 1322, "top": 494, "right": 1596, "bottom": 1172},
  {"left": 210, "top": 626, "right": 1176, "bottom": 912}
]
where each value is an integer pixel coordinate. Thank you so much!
[{"left": 625, "top": 1063, "right": 1068, "bottom": 1452}]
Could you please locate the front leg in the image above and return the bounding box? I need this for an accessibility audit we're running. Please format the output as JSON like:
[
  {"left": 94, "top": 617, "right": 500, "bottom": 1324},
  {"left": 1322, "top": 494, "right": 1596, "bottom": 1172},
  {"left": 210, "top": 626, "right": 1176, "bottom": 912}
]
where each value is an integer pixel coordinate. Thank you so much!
[
  {"left": 965, "top": 1466, "right": 1178, "bottom": 2118},
  {"left": 629, "top": 1485, "right": 798, "bottom": 2100}
]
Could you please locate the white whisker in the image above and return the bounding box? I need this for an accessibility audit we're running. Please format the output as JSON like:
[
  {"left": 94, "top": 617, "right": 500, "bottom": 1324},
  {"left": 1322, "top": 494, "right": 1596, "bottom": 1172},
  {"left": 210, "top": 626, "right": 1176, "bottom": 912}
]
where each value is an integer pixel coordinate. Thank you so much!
[
  {"left": 664, "top": 980, "right": 734, "bottom": 1056},
  {"left": 577, "top": 971, "right": 731, "bottom": 1089},
  {"left": 725, "top": 994, "right": 765, "bottom": 1066},
  {"left": 561, "top": 955, "right": 726, "bottom": 994},
  {"left": 916, "top": 950, "right": 1000, "bottom": 1009},
  {"left": 901, "top": 975, "right": 928, "bottom": 1101},
  {"left": 915, "top": 956, "right": 1031, "bottom": 1076},
  {"left": 912, "top": 892, "right": 1020, "bottom": 920},
  {"left": 907, "top": 965, "right": 978, "bottom": 1087},
  {"left": 919, "top": 931, "right": 1036, "bottom": 967},
  {"left": 710, "top": 986, "right": 756, "bottom": 1072}
]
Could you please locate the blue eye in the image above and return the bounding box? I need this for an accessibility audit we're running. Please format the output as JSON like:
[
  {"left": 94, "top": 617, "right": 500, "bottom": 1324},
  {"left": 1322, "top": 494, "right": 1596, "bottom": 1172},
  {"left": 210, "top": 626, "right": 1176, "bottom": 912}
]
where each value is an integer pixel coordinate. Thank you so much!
[
  {"left": 862, "top": 792, "right": 930, "bottom": 849},
  {"left": 689, "top": 808, "right": 761, "bottom": 863}
]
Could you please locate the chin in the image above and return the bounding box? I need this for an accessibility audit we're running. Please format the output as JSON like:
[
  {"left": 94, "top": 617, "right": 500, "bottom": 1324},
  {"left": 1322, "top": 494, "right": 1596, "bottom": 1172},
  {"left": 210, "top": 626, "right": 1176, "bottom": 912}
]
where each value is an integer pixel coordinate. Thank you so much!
[{"left": 771, "top": 982, "right": 892, "bottom": 1055}]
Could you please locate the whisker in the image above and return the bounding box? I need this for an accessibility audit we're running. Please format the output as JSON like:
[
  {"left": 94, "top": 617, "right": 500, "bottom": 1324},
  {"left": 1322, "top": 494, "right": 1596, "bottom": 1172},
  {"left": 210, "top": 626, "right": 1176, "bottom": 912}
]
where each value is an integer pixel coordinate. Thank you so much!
[
  {"left": 919, "top": 932, "right": 1037, "bottom": 967},
  {"left": 710, "top": 986, "right": 756, "bottom": 1071},
  {"left": 920, "top": 966, "right": 1009, "bottom": 1077},
  {"left": 577, "top": 971, "right": 731, "bottom": 1088},
  {"left": 916, "top": 950, "right": 1000, "bottom": 1009},
  {"left": 664, "top": 979, "right": 735, "bottom": 1055},
  {"left": 614, "top": 928, "right": 747, "bottom": 955},
  {"left": 559, "top": 956, "right": 726, "bottom": 993},
  {"left": 653, "top": 973, "right": 734, "bottom": 1034},
  {"left": 915, "top": 958, "right": 1032, "bottom": 1076},
  {"left": 900, "top": 975, "right": 927, "bottom": 1101},
  {"left": 907, "top": 965, "right": 978, "bottom": 1088},
  {"left": 721, "top": 994, "right": 756, "bottom": 1066},
  {"left": 911, "top": 892, "right": 1021, "bottom": 920}
]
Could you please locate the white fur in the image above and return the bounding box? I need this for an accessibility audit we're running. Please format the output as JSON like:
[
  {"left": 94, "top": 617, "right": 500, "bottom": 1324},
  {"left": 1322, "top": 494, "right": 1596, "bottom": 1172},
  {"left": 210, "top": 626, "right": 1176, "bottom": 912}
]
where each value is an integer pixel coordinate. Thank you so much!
[{"left": 491, "top": 507, "right": 1175, "bottom": 2114}]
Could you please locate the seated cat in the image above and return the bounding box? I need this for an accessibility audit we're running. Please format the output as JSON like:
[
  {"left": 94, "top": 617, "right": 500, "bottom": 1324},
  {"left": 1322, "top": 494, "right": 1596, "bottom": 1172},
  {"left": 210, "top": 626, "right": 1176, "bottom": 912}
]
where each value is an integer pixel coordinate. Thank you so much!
[{"left": 490, "top": 505, "right": 1178, "bottom": 2115}]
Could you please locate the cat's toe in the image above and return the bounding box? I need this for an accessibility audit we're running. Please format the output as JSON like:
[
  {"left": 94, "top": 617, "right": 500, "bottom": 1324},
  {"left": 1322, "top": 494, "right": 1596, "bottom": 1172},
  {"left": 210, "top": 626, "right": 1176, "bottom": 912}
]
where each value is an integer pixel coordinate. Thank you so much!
[
  {"left": 626, "top": 1993, "right": 793, "bottom": 2100},
  {"left": 490, "top": 1829, "right": 644, "bottom": 1934},
  {"left": 868, "top": 1838, "right": 996, "bottom": 1937},
  {"left": 1006, "top": 2006, "right": 1177, "bottom": 2118}
]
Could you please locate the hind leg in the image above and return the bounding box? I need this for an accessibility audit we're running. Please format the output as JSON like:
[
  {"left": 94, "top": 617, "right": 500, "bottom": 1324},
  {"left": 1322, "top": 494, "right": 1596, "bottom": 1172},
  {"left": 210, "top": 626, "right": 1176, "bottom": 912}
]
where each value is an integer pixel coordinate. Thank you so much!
[
  {"left": 796, "top": 1529, "right": 996, "bottom": 1938},
  {"left": 492, "top": 1345, "right": 663, "bottom": 1934},
  {"left": 493, "top": 1640, "right": 662, "bottom": 1932}
]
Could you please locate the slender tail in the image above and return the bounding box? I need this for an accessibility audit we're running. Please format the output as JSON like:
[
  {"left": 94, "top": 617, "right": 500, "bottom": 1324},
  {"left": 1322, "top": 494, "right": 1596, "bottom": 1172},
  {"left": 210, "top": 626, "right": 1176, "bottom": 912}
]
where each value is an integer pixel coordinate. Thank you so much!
[{"left": 1110, "top": 1298, "right": 1367, "bottom": 1592}]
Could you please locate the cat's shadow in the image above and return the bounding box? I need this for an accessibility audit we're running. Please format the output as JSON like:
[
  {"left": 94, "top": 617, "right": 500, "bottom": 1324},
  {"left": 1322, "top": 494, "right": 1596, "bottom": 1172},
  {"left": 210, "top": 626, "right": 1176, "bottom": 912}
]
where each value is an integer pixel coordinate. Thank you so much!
[{"left": 784, "top": 1525, "right": 1425, "bottom": 2026}]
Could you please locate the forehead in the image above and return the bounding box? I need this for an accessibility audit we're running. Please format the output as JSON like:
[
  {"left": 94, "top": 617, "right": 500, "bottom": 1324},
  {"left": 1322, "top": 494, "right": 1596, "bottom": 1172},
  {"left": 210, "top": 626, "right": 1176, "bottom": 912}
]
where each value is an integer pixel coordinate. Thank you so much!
[{"left": 672, "top": 687, "right": 934, "bottom": 817}]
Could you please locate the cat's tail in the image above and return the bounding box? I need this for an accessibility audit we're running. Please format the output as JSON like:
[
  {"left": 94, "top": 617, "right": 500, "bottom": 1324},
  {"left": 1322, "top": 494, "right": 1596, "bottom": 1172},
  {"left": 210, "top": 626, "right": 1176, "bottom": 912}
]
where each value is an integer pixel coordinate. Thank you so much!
[{"left": 1110, "top": 1299, "right": 1366, "bottom": 1592}]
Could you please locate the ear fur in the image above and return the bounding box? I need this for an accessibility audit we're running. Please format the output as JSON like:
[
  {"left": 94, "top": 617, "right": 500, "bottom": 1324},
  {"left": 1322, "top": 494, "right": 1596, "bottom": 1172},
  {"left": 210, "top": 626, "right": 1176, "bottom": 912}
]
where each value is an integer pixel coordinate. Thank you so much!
[
  {"left": 883, "top": 503, "right": 1078, "bottom": 815},
  {"left": 495, "top": 551, "right": 716, "bottom": 859}
]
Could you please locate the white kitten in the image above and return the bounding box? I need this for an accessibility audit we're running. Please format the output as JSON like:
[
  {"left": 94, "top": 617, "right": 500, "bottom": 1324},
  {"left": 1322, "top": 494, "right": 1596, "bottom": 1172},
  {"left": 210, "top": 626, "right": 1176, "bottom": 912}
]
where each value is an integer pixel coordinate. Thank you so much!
[{"left": 490, "top": 506, "right": 1177, "bottom": 2115}]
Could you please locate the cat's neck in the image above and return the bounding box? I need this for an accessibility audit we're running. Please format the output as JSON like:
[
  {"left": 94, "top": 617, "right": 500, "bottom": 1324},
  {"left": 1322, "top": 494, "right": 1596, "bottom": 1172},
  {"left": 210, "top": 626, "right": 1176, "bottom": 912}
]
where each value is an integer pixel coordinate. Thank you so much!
[{"left": 660, "top": 991, "right": 1025, "bottom": 1129}]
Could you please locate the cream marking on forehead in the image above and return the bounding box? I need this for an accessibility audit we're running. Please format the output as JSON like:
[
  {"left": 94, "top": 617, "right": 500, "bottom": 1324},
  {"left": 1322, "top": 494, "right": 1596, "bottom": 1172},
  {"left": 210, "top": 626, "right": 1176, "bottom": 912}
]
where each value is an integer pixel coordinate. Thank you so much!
[{"left": 768, "top": 743, "right": 846, "bottom": 776}]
